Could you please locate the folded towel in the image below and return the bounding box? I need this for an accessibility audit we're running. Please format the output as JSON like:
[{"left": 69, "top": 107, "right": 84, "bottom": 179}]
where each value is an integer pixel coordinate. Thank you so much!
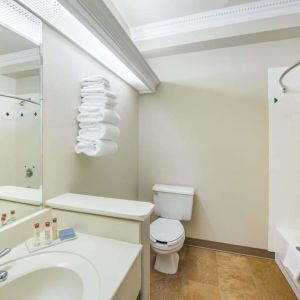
[
  {"left": 81, "top": 100, "right": 117, "bottom": 108},
  {"left": 78, "top": 104, "right": 113, "bottom": 113},
  {"left": 77, "top": 109, "right": 120, "bottom": 124},
  {"left": 81, "top": 97, "right": 117, "bottom": 107},
  {"left": 81, "top": 89, "right": 116, "bottom": 99},
  {"left": 82, "top": 76, "right": 109, "bottom": 84},
  {"left": 78, "top": 124, "right": 120, "bottom": 141},
  {"left": 75, "top": 140, "right": 118, "bottom": 157},
  {"left": 283, "top": 245, "right": 300, "bottom": 280},
  {"left": 80, "top": 100, "right": 114, "bottom": 105},
  {"left": 82, "top": 95, "right": 115, "bottom": 100},
  {"left": 81, "top": 82, "right": 110, "bottom": 89}
]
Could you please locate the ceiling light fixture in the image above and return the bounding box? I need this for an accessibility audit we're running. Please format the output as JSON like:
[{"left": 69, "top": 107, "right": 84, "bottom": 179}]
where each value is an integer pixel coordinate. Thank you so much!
[
  {"left": 15, "top": 0, "right": 159, "bottom": 93},
  {"left": 0, "top": 0, "right": 42, "bottom": 45}
]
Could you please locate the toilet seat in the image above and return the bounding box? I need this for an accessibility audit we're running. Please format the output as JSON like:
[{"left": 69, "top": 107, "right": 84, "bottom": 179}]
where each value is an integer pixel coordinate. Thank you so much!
[
  {"left": 150, "top": 218, "right": 185, "bottom": 245},
  {"left": 151, "top": 234, "right": 185, "bottom": 254}
]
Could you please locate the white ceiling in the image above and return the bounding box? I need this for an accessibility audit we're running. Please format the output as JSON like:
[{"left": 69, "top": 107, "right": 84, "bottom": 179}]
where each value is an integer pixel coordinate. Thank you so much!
[
  {"left": 107, "top": 0, "right": 259, "bottom": 27},
  {"left": 105, "top": 0, "right": 300, "bottom": 58},
  {"left": 0, "top": 25, "right": 36, "bottom": 55}
]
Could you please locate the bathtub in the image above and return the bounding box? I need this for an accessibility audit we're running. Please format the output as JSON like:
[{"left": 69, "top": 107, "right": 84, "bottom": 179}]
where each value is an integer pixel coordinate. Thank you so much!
[{"left": 274, "top": 227, "right": 300, "bottom": 299}]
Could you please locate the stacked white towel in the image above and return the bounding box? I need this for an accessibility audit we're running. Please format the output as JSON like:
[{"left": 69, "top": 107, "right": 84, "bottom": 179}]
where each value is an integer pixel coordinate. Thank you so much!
[{"left": 75, "top": 76, "right": 120, "bottom": 157}]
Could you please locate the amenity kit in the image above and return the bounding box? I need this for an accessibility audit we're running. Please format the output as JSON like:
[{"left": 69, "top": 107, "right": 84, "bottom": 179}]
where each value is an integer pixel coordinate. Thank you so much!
[
  {"left": 27, "top": 218, "right": 76, "bottom": 252},
  {"left": 1, "top": 210, "right": 15, "bottom": 226}
]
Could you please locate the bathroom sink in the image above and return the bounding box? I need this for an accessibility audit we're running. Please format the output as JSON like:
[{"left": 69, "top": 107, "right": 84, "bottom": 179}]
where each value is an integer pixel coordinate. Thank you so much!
[
  {"left": 0, "top": 233, "right": 142, "bottom": 299},
  {"left": 0, "top": 252, "right": 100, "bottom": 300}
]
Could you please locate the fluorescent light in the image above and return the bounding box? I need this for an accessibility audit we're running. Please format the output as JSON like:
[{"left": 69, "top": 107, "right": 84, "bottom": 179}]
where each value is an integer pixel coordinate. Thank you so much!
[
  {"left": 0, "top": 0, "right": 42, "bottom": 45},
  {"left": 16, "top": 0, "right": 148, "bottom": 91}
]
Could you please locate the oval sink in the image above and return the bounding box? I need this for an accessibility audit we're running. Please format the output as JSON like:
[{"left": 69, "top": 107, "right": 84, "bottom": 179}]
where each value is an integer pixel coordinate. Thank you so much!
[{"left": 0, "top": 252, "right": 100, "bottom": 300}]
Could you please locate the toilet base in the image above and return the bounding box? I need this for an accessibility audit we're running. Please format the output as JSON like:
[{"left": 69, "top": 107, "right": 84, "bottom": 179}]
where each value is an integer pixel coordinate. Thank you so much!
[{"left": 154, "top": 252, "right": 179, "bottom": 274}]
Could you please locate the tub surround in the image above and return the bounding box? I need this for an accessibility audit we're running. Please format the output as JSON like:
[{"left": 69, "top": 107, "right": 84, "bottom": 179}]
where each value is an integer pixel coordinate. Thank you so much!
[
  {"left": 0, "top": 232, "right": 142, "bottom": 300},
  {"left": 46, "top": 193, "right": 154, "bottom": 221}
]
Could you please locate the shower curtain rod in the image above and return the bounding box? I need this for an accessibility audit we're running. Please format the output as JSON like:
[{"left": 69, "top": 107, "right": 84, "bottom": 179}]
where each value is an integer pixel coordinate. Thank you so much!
[
  {"left": 0, "top": 93, "right": 40, "bottom": 105},
  {"left": 279, "top": 60, "right": 300, "bottom": 93}
]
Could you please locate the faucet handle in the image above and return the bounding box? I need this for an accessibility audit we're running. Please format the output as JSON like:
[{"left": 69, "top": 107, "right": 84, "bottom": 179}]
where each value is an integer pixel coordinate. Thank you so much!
[
  {"left": 0, "top": 270, "right": 8, "bottom": 282},
  {"left": 0, "top": 248, "right": 11, "bottom": 258}
]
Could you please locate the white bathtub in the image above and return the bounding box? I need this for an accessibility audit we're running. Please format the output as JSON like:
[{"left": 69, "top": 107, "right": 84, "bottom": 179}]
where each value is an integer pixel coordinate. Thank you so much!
[{"left": 274, "top": 227, "right": 300, "bottom": 299}]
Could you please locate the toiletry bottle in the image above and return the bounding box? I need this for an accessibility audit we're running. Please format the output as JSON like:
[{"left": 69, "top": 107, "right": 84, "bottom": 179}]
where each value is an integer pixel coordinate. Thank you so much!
[
  {"left": 45, "top": 222, "right": 51, "bottom": 244},
  {"left": 52, "top": 218, "right": 58, "bottom": 240},
  {"left": 10, "top": 210, "right": 15, "bottom": 222},
  {"left": 1, "top": 213, "right": 6, "bottom": 225},
  {"left": 34, "top": 223, "right": 40, "bottom": 247}
]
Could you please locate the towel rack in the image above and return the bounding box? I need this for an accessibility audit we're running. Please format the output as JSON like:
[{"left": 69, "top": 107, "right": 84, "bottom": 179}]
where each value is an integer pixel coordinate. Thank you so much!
[
  {"left": 279, "top": 61, "right": 300, "bottom": 93},
  {"left": 0, "top": 93, "right": 40, "bottom": 106}
]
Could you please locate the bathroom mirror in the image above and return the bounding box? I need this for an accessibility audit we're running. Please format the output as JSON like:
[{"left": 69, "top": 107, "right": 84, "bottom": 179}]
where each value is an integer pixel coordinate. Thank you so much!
[{"left": 0, "top": 24, "right": 42, "bottom": 228}]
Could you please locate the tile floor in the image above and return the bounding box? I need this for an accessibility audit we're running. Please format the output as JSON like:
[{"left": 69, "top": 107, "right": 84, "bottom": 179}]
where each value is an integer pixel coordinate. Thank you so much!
[{"left": 150, "top": 246, "right": 297, "bottom": 300}]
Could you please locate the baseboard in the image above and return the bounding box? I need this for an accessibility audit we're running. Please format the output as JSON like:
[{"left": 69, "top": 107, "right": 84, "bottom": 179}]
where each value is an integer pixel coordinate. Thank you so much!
[{"left": 185, "top": 237, "right": 275, "bottom": 259}]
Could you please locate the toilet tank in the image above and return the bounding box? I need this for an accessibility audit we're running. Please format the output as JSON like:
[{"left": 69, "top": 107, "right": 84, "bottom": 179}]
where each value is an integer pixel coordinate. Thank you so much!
[{"left": 153, "top": 184, "right": 194, "bottom": 221}]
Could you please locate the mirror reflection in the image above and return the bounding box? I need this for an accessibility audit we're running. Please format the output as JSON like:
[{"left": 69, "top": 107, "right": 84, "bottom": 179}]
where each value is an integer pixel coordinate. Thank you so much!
[{"left": 0, "top": 24, "right": 42, "bottom": 227}]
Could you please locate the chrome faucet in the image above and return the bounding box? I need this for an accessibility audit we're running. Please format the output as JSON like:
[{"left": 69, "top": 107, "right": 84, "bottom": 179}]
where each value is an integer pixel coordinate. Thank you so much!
[{"left": 0, "top": 248, "right": 11, "bottom": 282}]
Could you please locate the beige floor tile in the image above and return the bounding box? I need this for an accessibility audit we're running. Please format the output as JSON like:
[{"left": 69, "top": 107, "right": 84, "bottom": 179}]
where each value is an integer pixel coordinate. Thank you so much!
[
  {"left": 151, "top": 269, "right": 185, "bottom": 300},
  {"left": 150, "top": 246, "right": 297, "bottom": 300},
  {"left": 180, "top": 280, "right": 221, "bottom": 300},
  {"left": 247, "top": 256, "right": 297, "bottom": 300},
  {"left": 180, "top": 247, "right": 219, "bottom": 286},
  {"left": 216, "top": 251, "right": 251, "bottom": 271},
  {"left": 218, "top": 266, "right": 262, "bottom": 300}
]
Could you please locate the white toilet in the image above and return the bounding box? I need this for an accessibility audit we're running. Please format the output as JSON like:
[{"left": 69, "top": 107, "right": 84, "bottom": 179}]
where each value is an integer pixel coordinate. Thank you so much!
[{"left": 150, "top": 184, "right": 194, "bottom": 274}]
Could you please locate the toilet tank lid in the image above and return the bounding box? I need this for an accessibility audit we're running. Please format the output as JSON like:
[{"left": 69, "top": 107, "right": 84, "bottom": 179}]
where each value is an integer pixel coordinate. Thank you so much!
[{"left": 153, "top": 184, "right": 194, "bottom": 196}]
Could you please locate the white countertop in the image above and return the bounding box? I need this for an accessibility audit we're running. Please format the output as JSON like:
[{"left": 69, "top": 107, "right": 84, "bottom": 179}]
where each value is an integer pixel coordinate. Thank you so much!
[
  {"left": 1, "top": 233, "right": 142, "bottom": 300},
  {"left": 46, "top": 193, "right": 154, "bottom": 221},
  {"left": 0, "top": 186, "right": 42, "bottom": 206}
]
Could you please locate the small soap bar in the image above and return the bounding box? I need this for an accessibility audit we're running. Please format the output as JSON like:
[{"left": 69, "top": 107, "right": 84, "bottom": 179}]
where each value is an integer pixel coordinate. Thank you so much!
[{"left": 59, "top": 228, "right": 76, "bottom": 240}]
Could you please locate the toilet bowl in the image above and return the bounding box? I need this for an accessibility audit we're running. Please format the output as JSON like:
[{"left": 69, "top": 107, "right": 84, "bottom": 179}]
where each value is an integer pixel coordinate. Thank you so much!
[
  {"left": 150, "top": 184, "right": 194, "bottom": 274},
  {"left": 150, "top": 218, "right": 185, "bottom": 274}
]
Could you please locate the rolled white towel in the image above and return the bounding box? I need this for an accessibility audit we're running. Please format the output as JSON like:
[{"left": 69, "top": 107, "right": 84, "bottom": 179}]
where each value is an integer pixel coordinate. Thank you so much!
[
  {"left": 78, "top": 104, "right": 113, "bottom": 113},
  {"left": 75, "top": 140, "right": 118, "bottom": 157},
  {"left": 81, "top": 89, "right": 116, "bottom": 99},
  {"left": 78, "top": 124, "right": 120, "bottom": 141},
  {"left": 81, "top": 97, "right": 117, "bottom": 107},
  {"left": 77, "top": 109, "right": 120, "bottom": 124},
  {"left": 79, "top": 122, "right": 101, "bottom": 129}
]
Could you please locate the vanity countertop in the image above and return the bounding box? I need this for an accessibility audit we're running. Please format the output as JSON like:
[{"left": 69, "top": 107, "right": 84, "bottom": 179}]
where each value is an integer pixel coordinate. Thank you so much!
[
  {"left": 46, "top": 193, "right": 154, "bottom": 221},
  {"left": 1, "top": 233, "right": 142, "bottom": 300},
  {"left": 0, "top": 186, "right": 42, "bottom": 206}
]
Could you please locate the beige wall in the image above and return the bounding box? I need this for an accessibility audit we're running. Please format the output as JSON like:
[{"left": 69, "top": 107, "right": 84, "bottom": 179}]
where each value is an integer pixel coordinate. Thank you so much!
[
  {"left": 42, "top": 25, "right": 139, "bottom": 201},
  {"left": 268, "top": 66, "right": 300, "bottom": 251},
  {"left": 139, "top": 38, "right": 300, "bottom": 249}
]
